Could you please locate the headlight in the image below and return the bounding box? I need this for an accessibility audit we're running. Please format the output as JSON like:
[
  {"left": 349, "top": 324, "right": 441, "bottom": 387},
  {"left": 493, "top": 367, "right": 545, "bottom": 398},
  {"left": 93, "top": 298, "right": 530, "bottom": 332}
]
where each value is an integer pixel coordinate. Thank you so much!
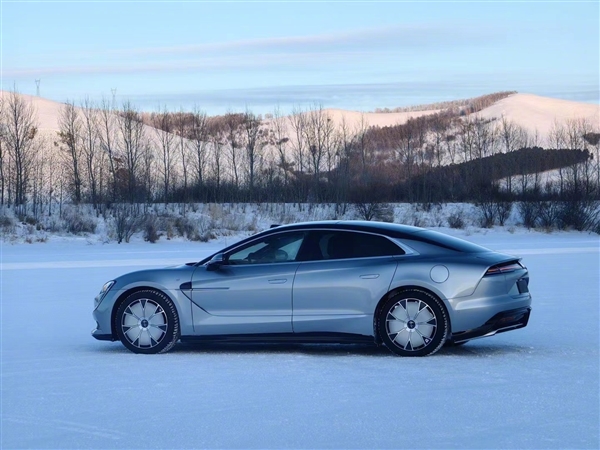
[{"left": 94, "top": 280, "right": 115, "bottom": 308}]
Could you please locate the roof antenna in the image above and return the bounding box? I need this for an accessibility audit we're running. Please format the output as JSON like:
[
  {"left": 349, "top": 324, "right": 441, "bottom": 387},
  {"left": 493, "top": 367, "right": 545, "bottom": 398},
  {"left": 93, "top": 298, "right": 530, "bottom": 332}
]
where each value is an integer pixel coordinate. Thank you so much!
[{"left": 35, "top": 79, "right": 41, "bottom": 97}]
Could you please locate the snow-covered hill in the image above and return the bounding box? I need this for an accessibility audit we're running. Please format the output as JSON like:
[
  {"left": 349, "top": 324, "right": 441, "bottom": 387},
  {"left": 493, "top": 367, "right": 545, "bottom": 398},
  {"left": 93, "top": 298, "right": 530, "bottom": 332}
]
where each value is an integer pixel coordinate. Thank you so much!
[{"left": 3, "top": 90, "right": 598, "bottom": 140}]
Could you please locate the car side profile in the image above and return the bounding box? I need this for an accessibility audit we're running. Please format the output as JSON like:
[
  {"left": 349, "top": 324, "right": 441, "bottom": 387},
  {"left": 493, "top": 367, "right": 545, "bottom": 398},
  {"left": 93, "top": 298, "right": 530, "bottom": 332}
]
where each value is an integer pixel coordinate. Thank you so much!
[{"left": 92, "top": 221, "right": 532, "bottom": 356}]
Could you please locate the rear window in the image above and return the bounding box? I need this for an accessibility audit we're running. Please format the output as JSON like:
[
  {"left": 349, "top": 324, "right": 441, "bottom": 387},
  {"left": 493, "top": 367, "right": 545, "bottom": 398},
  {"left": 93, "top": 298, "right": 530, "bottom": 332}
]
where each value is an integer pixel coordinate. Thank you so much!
[{"left": 416, "top": 230, "right": 490, "bottom": 253}]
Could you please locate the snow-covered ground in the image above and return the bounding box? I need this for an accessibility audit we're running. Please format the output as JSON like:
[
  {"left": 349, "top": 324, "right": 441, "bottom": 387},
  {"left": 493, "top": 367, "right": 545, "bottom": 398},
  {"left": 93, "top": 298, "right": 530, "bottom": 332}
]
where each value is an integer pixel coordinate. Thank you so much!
[{"left": 1, "top": 228, "right": 599, "bottom": 449}]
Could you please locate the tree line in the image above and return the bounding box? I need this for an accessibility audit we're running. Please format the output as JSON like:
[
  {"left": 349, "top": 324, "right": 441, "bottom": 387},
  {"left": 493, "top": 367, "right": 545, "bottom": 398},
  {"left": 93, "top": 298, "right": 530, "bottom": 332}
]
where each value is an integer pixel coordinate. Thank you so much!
[{"left": 1, "top": 88, "right": 599, "bottom": 223}]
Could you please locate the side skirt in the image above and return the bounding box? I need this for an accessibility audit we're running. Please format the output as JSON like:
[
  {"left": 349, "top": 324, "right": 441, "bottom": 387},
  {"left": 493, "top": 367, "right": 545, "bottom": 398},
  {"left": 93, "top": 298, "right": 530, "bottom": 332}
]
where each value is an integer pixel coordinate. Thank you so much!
[{"left": 180, "top": 332, "right": 376, "bottom": 345}]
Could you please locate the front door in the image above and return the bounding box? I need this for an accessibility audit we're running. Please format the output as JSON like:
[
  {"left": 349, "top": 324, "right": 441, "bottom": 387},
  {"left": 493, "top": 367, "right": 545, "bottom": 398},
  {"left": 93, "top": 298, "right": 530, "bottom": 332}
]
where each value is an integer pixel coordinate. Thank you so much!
[{"left": 190, "top": 231, "right": 307, "bottom": 335}]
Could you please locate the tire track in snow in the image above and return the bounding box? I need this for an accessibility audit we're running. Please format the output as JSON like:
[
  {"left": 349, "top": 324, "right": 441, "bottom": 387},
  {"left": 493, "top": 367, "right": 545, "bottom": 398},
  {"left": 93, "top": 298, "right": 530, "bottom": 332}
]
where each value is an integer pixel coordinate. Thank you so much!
[
  {"left": 2, "top": 416, "right": 128, "bottom": 440},
  {"left": 499, "top": 247, "right": 599, "bottom": 255}
]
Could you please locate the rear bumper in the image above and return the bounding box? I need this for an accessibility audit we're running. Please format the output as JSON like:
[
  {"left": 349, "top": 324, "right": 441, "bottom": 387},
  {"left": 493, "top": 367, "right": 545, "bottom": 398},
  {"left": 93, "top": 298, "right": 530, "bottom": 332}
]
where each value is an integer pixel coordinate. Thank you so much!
[{"left": 450, "top": 307, "right": 531, "bottom": 343}]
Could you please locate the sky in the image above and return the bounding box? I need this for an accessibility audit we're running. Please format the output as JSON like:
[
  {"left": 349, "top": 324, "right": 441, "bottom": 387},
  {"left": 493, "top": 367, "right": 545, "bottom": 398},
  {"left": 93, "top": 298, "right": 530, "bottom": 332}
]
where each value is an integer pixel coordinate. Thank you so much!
[{"left": 1, "top": 1, "right": 599, "bottom": 115}]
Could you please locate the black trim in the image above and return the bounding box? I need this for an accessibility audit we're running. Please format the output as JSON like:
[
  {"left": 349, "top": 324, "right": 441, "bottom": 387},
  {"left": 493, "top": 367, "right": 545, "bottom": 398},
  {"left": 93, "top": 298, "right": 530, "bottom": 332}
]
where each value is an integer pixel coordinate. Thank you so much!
[
  {"left": 91, "top": 333, "right": 115, "bottom": 341},
  {"left": 450, "top": 307, "right": 531, "bottom": 343},
  {"left": 180, "top": 332, "right": 375, "bottom": 345}
]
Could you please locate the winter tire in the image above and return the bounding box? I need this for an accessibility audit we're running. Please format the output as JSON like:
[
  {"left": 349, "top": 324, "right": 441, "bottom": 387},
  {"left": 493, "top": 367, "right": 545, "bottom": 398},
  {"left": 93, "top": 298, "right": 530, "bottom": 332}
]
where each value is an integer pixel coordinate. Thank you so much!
[
  {"left": 378, "top": 290, "right": 448, "bottom": 357},
  {"left": 115, "top": 289, "right": 180, "bottom": 354}
]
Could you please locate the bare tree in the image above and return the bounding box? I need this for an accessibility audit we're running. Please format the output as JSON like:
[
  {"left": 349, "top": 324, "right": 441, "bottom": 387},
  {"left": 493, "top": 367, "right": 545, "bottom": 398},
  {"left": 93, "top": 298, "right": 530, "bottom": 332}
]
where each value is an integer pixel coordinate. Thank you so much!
[
  {"left": 140, "top": 140, "right": 156, "bottom": 207},
  {"left": 80, "top": 98, "right": 101, "bottom": 209},
  {"left": 430, "top": 114, "right": 449, "bottom": 168},
  {"left": 548, "top": 120, "right": 567, "bottom": 196},
  {"left": 4, "top": 89, "right": 39, "bottom": 209},
  {"left": 57, "top": 101, "right": 84, "bottom": 203},
  {"left": 583, "top": 129, "right": 600, "bottom": 197},
  {"left": 223, "top": 112, "right": 244, "bottom": 189},
  {"left": 207, "top": 118, "right": 225, "bottom": 199},
  {"left": 472, "top": 116, "right": 496, "bottom": 160},
  {"left": 353, "top": 113, "right": 372, "bottom": 178},
  {"left": 30, "top": 133, "right": 51, "bottom": 219},
  {"left": 289, "top": 106, "right": 307, "bottom": 175},
  {"left": 498, "top": 115, "right": 527, "bottom": 193},
  {"left": 242, "top": 109, "right": 265, "bottom": 196},
  {"left": 564, "top": 118, "right": 595, "bottom": 198},
  {"left": 0, "top": 94, "right": 6, "bottom": 205},
  {"left": 97, "top": 97, "right": 119, "bottom": 202},
  {"left": 333, "top": 116, "right": 354, "bottom": 214},
  {"left": 445, "top": 131, "right": 458, "bottom": 165},
  {"left": 270, "top": 107, "right": 292, "bottom": 192},
  {"left": 190, "top": 107, "right": 209, "bottom": 198},
  {"left": 117, "top": 101, "right": 145, "bottom": 203},
  {"left": 458, "top": 115, "right": 476, "bottom": 163},
  {"left": 393, "top": 119, "right": 417, "bottom": 201},
  {"left": 303, "top": 105, "right": 334, "bottom": 201},
  {"left": 174, "top": 108, "right": 191, "bottom": 204},
  {"left": 152, "top": 107, "right": 176, "bottom": 203}
]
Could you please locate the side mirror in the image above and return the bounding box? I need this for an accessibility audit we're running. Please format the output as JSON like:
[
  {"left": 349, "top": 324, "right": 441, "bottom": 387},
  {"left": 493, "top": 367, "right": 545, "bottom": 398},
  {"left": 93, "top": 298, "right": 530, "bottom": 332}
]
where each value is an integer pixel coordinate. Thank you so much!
[{"left": 206, "top": 253, "right": 225, "bottom": 271}]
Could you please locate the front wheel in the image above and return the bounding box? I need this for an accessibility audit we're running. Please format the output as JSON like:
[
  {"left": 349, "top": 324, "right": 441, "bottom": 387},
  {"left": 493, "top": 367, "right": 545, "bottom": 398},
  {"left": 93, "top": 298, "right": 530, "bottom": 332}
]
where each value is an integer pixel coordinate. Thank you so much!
[
  {"left": 115, "top": 290, "right": 180, "bottom": 354},
  {"left": 378, "top": 290, "right": 448, "bottom": 357}
]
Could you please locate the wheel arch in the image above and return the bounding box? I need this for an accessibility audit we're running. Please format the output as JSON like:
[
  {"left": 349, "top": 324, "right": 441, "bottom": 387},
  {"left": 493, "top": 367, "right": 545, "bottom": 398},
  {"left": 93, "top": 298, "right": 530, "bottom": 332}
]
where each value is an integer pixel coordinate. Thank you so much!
[{"left": 373, "top": 285, "right": 452, "bottom": 343}]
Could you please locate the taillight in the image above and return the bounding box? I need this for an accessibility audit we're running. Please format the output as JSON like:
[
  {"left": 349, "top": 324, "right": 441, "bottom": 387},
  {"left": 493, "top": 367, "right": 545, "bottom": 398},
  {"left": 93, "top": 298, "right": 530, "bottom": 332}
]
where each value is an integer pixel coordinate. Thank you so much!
[{"left": 485, "top": 261, "right": 523, "bottom": 276}]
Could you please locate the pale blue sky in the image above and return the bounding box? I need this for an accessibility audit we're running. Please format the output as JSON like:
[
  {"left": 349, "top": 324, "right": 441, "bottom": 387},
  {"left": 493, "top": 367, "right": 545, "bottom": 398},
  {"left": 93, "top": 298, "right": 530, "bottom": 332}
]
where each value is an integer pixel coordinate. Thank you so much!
[{"left": 2, "top": 1, "right": 599, "bottom": 114}]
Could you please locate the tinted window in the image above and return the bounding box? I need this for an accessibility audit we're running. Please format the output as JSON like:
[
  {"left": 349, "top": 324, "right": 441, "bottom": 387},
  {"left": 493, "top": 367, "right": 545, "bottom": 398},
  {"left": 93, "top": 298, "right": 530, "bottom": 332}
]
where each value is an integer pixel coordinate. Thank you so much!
[
  {"left": 227, "top": 232, "right": 306, "bottom": 265},
  {"left": 300, "top": 230, "right": 403, "bottom": 261},
  {"left": 416, "top": 230, "right": 489, "bottom": 253}
]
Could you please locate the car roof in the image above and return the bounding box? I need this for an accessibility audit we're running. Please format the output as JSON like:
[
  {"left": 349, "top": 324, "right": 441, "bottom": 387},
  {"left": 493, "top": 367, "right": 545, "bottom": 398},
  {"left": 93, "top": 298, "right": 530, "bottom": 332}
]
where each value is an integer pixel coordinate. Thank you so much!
[
  {"left": 265, "top": 221, "right": 489, "bottom": 253},
  {"left": 269, "top": 220, "right": 425, "bottom": 237}
]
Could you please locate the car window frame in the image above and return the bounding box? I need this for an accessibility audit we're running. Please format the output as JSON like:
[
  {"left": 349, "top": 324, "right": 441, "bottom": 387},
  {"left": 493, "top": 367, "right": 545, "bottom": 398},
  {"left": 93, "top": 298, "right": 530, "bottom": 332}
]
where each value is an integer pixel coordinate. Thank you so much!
[
  {"left": 297, "top": 228, "right": 406, "bottom": 262},
  {"left": 223, "top": 230, "right": 309, "bottom": 266}
]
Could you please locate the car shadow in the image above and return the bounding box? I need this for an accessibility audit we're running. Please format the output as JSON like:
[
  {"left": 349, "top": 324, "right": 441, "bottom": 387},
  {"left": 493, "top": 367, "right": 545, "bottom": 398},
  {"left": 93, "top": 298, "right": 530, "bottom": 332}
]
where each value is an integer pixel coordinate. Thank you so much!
[
  {"left": 440, "top": 341, "right": 537, "bottom": 357},
  {"left": 90, "top": 340, "right": 535, "bottom": 358},
  {"left": 172, "top": 341, "right": 393, "bottom": 357}
]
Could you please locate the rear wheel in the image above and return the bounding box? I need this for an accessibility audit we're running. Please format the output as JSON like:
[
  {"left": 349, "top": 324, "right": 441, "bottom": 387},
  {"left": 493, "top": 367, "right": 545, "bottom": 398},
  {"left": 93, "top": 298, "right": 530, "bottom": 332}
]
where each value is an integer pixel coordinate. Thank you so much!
[
  {"left": 378, "top": 290, "right": 448, "bottom": 357},
  {"left": 115, "top": 290, "right": 180, "bottom": 354}
]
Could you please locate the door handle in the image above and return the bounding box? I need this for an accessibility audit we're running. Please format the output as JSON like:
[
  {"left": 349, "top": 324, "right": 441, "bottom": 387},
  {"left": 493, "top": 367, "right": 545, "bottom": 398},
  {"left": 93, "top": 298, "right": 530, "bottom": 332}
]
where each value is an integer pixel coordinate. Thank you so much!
[
  {"left": 360, "top": 274, "right": 380, "bottom": 279},
  {"left": 268, "top": 278, "right": 287, "bottom": 284}
]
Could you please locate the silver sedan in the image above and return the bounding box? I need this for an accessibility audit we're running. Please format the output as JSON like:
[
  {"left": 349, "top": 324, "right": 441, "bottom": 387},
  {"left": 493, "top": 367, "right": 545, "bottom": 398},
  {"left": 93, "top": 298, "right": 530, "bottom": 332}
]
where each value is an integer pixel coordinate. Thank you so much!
[{"left": 92, "top": 221, "right": 532, "bottom": 356}]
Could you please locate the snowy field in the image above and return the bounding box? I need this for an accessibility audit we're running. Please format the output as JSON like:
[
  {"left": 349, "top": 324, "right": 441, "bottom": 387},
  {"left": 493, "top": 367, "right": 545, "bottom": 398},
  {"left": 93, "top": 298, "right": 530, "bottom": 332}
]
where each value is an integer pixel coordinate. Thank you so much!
[{"left": 1, "top": 228, "right": 599, "bottom": 449}]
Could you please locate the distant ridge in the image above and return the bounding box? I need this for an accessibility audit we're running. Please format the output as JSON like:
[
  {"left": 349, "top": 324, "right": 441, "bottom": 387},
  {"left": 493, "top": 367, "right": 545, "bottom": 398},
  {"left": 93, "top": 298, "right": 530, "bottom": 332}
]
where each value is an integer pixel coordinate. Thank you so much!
[{"left": 372, "top": 91, "right": 517, "bottom": 114}]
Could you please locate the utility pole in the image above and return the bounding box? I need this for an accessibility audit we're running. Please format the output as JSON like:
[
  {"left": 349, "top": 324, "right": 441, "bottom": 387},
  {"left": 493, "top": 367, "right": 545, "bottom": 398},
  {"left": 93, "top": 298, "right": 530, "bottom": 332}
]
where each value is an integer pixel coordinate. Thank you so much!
[
  {"left": 111, "top": 88, "right": 117, "bottom": 109},
  {"left": 35, "top": 79, "right": 41, "bottom": 96}
]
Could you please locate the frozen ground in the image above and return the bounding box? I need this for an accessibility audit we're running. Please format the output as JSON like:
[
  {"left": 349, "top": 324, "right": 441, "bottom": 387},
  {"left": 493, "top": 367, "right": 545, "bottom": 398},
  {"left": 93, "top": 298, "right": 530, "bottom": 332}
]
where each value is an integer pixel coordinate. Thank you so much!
[{"left": 1, "top": 228, "right": 599, "bottom": 449}]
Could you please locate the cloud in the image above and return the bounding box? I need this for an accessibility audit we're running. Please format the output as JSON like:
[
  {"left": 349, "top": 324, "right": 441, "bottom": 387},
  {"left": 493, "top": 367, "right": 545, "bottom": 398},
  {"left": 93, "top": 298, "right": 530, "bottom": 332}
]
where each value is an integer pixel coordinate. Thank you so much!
[
  {"left": 4, "top": 50, "right": 382, "bottom": 77},
  {"left": 115, "top": 23, "right": 484, "bottom": 57},
  {"left": 4, "top": 23, "right": 492, "bottom": 78}
]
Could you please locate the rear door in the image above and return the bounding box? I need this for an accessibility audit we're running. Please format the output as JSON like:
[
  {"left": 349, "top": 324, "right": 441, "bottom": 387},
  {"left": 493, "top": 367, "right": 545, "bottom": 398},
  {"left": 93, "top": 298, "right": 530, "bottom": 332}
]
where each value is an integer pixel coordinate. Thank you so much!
[{"left": 292, "top": 230, "right": 401, "bottom": 335}]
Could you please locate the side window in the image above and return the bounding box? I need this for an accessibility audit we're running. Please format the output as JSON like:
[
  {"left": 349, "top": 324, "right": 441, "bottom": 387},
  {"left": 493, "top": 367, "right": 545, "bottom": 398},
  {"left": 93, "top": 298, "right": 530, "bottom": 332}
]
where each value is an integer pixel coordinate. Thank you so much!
[
  {"left": 313, "top": 231, "right": 403, "bottom": 260},
  {"left": 227, "top": 232, "right": 306, "bottom": 265},
  {"left": 352, "top": 232, "right": 404, "bottom": 258}
]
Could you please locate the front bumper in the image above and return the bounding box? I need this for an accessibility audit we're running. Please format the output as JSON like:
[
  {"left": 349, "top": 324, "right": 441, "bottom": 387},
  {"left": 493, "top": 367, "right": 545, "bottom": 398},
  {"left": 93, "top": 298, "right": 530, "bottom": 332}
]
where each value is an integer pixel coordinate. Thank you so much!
[
  {"left": 92, "top": 330, "right": 114, "bottom": 341},
  {"left": 450, "top": 307, "right": 531, "bottom": 343}
]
